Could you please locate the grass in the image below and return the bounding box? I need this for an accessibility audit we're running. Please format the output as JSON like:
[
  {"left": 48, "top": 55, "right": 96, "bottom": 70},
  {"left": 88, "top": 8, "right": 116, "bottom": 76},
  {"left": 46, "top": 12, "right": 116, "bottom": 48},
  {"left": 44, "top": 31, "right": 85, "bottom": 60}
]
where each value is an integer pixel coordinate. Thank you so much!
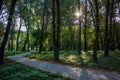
[
  {"left": 4, "top": 51, "right": 26, "bottom": 56},
  {"left": 26, "top": 50, "right": 120, "bottom": 71},
  {"left": 0, "top": 59, "right": 71, "bottom": 80}
]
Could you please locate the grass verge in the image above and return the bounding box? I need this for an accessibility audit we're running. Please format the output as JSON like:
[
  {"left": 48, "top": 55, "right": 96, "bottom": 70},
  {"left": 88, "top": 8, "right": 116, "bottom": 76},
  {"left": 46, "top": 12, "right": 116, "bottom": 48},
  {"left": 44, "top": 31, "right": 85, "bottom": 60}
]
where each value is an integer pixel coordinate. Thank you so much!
[
  {"left": 5, "top": 51, "right": 26, "bottom": 56},
  {"left": 0, "top": 59, "right": 71, "bottom": 80}
]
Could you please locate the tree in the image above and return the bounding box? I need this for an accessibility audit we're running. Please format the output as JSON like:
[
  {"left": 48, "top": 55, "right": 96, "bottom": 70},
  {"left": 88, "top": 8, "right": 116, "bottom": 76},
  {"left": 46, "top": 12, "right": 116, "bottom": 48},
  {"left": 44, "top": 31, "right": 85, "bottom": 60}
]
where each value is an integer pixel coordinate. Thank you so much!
[
  {"left": 52, "top": 0, "right": 60, "bottom": 61},
  {"left": 21, "top": 0, "right": 30, "bottom": 51},
  {"left": 0, "top": 22, "right": 4, "bottom": 44},
  {"left": 114, "top": 21, "right": 120, "bottom": 50},
  {"left": 84, "top": 0, "right": 87, "bottom": 51},
  {"left": 38, "top": 0, "right": 46, "bottom": 54},
  {"left": 0, "top": 0, "right": 17, "bottom": 64},
  {"left": 16, "top": 19, "right": 22, "bottom": 51},
  {"left": 109, "top": 0, "right": 115, "bottom": 51},
  {"left": 104, "top": 0, "right": 110, "bottom": 57},
  {"left": 77, "top": 0, "right": 82, "bottom": 55},
  {"left": 55, "top": 0, "right": 60, "bottom": 61},
  {"left": 52, "top": 0, "right": 57, "bottom": 60},
  {"left": 93, "top": 0, "right": 99, "bottom": 62},
  {"left": 21, "top": 34, "right": 28, "bottom": 51},
  {"left": 9, "top": 19, "right": 15, "bottom": 51},
  {"left": 0, "top": 0, "right": 3, "bottom": 11}
]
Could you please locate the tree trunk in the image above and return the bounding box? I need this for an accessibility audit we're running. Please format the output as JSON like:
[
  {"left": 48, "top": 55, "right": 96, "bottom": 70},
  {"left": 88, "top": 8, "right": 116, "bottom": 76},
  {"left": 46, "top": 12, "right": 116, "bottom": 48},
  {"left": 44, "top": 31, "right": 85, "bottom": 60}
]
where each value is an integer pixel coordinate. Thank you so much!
[
  {"left": 114, "top": 18, "right": 120, "bottom": 50},
  {"left": 11, "top": 36, "right": 14, "bottom": 51},
  {"left": 27, "top": 30, "right": 29, "bottom": 51},
  {"left": 93, "top": 38, "right": 97, "bottom": 62},
  {"left": 104, "top": 0, "right": 110, "bottom": 57},
  {"left": 78, "top": 0, "right": 82, "bottom": 55},
  {"left": 0, "top": 0, "right": 3, "bottom": 11},
  {"left": 54, "top": 0, "right": 60, "bottom": 61},
  {"left": 93, "top": 0, "right": 99, "bottom": 62},
  {"left": 0, "top": 0, "right": 17, "bottom": 64},
  {"left": 109, "top": 0, "right": 114, "bottom": 51},
  {"left": 25, "top": 0, "right": 30, "bottom": 52},
  {"left": 39, "top": 42, "right": 42, "bottom": 54},
  {"left": 7, "top": 40, "right": 11, "bottom": 51},
  {"left": 16, "top": 19, "right": 22, "bottom": 51},
  {"left": 38, "top": 1, "right": 46, "bottom": 54},
  {"left": 10, "top": 17, "right": 15, "bottom": 51},
  {"left": 52, "top": 0, "right": 57, "bottom": 60},
  {"left": 69, "top": 26, "right": 74, "bottom": 51},
  {"left": 84, "top": 0, "right": 87, "bottom": 51},
  {"left": 100, "top": 37, "right": 103, "bottom": 50},
  {"left": 21, "top": 36, "right": 27, "bottom": 51}
]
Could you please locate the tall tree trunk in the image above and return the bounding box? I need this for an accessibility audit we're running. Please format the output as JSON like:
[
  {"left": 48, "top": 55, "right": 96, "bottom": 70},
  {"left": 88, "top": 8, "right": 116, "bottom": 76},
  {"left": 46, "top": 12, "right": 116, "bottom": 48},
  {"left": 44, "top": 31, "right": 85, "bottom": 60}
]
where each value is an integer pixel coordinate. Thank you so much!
[
  {"left": 10, "top": 17, "right": 16, "bottom": 51},
  {"left": 21, "top": 18, "right": 29, "bottom": 51},
  {"left": 93, "top": 0, "right": 99, "bottom": 62},
  {"left": 84, "top": 0, "right": 87, "bottom": 51},
  {"left": 78, "top": 0, "right": 82, "bottom": 55},
  {"left": 71, "top": 30, "right": 74, "bottom": 53},
  {"left": 54, "top": 0, "right": 60, "bottom": 61},
  {"left": 0, "top": 0, "right": 17, "bottom": 64},
  {"left": 100, "top": 37, "right": 103, "bottom": 50},
  {"left": 45, "top": 0, "right": 49, "bottom": 30},
  {"left": 104, "top": 0, "right": 110, "bottom": 57},
  {"left": 39, "top": 1, "right": 46, "bottom": 54},
  {"left": 16, "top": 19, "right": 22, "bottom": 51},
  {"left": 0, "top": 0, "right": 3, "bottom": 11},
  {"left": 7, "top": 40, "right": 11, "bottom": 51},
  {"left": 27, "top": 28, "right": 29, "bottom": 51},
  {"left": 38, "top": 30, "right": 43, "bottom": 54},
  {"left": 109, "top": 0, "right": 114, "bottom": 51},
  {"left": 114, "top": 18, "right": 120, "bottom": 50},
  {"left": 39, "top": 41, "right": 42, "bottom": 54},
  {"left": 26, "top": 0, "right": 30, "bottom": 52},
  {"left": 52, "top": 0, "right": 57, "bottom": 60},
  {"left": 11, "top": 36, "right": 14, "bottom": 51},
  {"left": 21, "top": 25, "right": 28, "bottom": 51},
  {"left": 69, "top": 26, "right": 74, "bottom": 51},
  {"left": 21, "top": 37, "right": 27, "bottom": 51}
]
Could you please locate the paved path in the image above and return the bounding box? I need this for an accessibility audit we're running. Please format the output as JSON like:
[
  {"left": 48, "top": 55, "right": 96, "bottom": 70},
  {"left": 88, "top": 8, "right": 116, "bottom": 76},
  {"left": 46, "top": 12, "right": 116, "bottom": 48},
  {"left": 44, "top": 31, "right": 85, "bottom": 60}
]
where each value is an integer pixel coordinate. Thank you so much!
[{"left": 7, "top": 52, "right": 120, "bottom": 80}]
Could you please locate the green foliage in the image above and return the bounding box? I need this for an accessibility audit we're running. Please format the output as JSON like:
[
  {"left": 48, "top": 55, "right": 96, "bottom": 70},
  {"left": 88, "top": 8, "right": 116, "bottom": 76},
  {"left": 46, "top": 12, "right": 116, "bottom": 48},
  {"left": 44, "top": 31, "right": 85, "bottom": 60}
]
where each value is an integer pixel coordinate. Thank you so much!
[
  {"left": 4, "top": 51, "right": 25, "bottom": 56},
  {"left": 31, "top": 29, "right": 49, "bottom": 48},
  {"left": 0, "top": 63, "right": 71, "bottom": 80},
  {"left": 96, "top": 51, "right": 120, "bottom": 70},
  {"left": 27, "top": 50, "right": 120, "bottom": 71},
  {"left": 27, "top": 51, "right": 54, "bottom": 61}
]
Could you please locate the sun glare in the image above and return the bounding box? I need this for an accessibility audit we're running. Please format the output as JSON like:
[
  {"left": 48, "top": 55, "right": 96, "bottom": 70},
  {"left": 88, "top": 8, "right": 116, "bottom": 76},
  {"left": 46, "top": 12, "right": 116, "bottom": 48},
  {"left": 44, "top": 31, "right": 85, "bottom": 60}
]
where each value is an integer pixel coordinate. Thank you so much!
[{"left": 75, "top": 10, "right": 82, "bottom": 18}]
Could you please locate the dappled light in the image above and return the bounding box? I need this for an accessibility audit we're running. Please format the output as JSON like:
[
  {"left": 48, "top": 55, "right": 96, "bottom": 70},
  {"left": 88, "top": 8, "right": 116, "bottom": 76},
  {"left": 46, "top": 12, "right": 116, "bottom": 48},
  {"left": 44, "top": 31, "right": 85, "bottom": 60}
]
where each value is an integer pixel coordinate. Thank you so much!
[{"left": 66, "top": 55, "right": 77, "bottom": 63}]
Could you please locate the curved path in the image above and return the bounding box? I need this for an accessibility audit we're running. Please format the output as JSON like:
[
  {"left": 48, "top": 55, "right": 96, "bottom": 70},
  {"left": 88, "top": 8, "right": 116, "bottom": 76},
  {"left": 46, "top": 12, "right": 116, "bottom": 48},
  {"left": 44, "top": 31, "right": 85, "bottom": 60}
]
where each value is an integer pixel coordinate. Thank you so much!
[{"left": 7, "top": 51, "right": 120, "bottom": 80}]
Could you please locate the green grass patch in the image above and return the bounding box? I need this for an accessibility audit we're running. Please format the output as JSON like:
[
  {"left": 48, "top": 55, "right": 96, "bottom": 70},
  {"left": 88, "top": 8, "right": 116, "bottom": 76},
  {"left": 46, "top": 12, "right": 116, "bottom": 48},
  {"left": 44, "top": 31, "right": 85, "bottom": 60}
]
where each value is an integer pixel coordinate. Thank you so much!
[
  {"left": 5, "top": 51, "right": 26, "bottom": 56},
  {"left": 26, "top": 50, "right": 120, "bottom": 71},
  {"left": 0, "top": 60, "right": 71, "bottom": 80}
]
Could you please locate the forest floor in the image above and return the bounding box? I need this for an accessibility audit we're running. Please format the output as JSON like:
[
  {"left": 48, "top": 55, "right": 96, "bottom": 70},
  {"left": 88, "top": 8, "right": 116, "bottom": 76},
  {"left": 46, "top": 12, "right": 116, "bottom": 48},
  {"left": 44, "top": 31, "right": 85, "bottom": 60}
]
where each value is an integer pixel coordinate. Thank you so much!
[{"left": 6, "top": 51, "right": 120, "bottom": 80}]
